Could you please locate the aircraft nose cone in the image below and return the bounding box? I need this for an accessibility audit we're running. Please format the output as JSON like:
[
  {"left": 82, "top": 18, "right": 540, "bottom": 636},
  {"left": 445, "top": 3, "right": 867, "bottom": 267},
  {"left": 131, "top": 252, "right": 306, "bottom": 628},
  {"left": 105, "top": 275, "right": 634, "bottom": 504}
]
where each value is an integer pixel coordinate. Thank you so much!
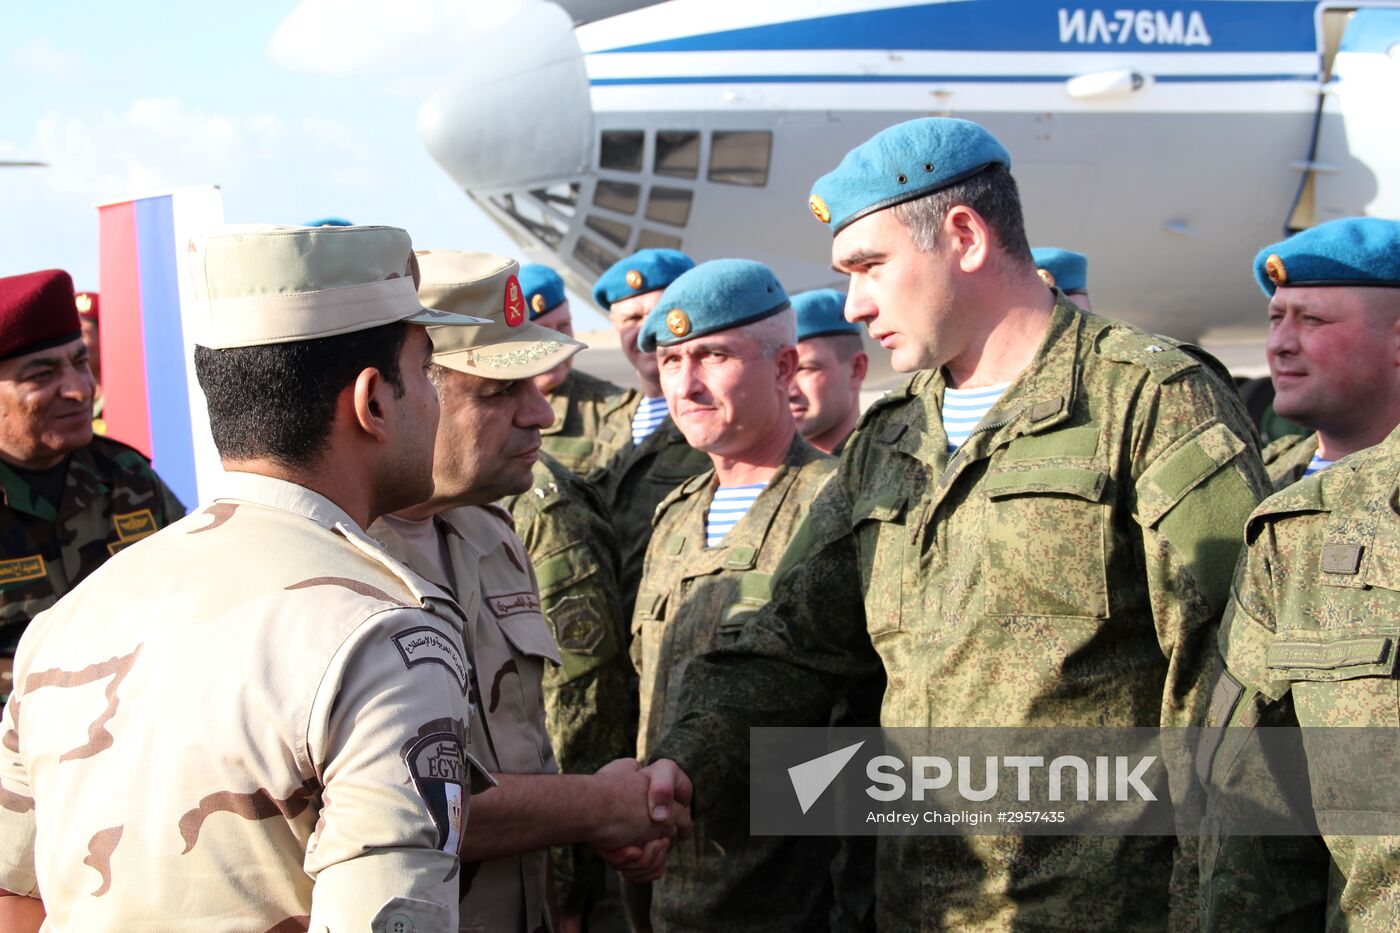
[{"left": 420, "top": 2, "right": 592, "bottom": 195}]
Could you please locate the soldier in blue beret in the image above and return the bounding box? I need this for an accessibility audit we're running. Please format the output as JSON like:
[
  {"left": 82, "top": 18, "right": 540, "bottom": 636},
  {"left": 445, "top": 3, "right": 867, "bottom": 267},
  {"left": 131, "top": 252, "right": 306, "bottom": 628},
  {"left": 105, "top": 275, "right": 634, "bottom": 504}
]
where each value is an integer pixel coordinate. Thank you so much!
[
  {"left": 590, "top": 245, "right": 710, "bottom": 933},
  {"left": 1199, "top": 216, "right": 1400, "bottom": 931},
  {"left": 646, "top": 117, "right": 1269, "bottom": 932},
  {"left": 1031, "top": 247, "right": 1091, "bottom": 311},
  {"left": 508, "top": 262, "right": 634, "bottom": 482},
  {"left": 631, "top": 258, "right": 838, "bottom": 932},
  {"left": 783, "top": 289, "right": 868, "bottom": 454},
  {"left": 1245, "top": 217, "right": 1400, "bottom": 489}
]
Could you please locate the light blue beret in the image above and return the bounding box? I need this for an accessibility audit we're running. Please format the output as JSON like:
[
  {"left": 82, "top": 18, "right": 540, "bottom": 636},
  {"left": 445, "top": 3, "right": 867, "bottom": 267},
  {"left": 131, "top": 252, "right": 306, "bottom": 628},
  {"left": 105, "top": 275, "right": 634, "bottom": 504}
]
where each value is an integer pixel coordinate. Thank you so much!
[
  {"left": 1031, "top": 248, "right": 1089, "bottom": 294},
  {"left": 1255, "top": 217, "right": 1400, "bottom": 296},
  {"left": 791, "top": 289, "right": 859, "bottom": 341},
  {"left": 519, "top": 263, "right": 566, "bottom": 319},
  {"left": 592, "top": 248, "right": 695, "bottom": 310},
  {"left": 303, "top": 217, "right": 353, "bottom": 227},
  {"left": 808, "top": 118, "right": 1012, "bottom": 235},
  {"left": 638, "top": 259, "right": 789, "bottom": 353}
]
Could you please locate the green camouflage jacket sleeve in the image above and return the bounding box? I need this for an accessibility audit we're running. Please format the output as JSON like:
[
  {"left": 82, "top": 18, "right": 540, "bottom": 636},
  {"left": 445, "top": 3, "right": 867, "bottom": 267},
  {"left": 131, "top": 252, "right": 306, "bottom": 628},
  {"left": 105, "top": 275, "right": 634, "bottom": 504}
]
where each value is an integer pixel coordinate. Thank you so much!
[{"left": 505, "top": 453, "right": 632, "bottom": 915}]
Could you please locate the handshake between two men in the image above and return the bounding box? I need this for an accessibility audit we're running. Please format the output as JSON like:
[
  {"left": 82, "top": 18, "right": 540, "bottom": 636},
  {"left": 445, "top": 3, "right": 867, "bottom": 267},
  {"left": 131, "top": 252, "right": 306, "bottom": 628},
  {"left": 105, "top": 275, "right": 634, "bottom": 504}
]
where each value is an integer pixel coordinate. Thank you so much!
[{"left": 458, "top": 756, "right": 695, "bottom": 882}]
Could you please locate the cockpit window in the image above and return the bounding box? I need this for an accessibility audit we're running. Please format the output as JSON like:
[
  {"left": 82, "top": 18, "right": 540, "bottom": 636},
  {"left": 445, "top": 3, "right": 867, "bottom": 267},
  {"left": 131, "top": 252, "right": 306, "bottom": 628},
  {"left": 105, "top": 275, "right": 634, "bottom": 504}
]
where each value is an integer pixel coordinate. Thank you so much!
[
  {"left": 585, "top": 214, "right": 631, "bottom": 248},
  {"left": 600, "top": 130, "right": 644, "bottom": 173},
  {"left": 636, "top": 229, "right": 682, "bottom": 251},
  {"left": 594, "top": 180, "right": 641, "bottom": 215},
  {"left": 645, "top": 186, "right": 692, "bottom": 228},
  {"left": 655, "top": 131, "right": 700, "bottom": 179},
  {"left": 573, "top": 236, "right": 620, "bottom": 276},
  {"left": 708, "top": 131, "right": 771, "bottom": 187}
]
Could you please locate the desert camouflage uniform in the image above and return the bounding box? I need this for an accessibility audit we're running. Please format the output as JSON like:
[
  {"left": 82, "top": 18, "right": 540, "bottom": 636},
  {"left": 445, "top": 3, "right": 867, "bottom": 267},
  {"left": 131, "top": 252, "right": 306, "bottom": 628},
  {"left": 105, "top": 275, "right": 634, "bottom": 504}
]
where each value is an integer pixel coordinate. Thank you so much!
[
  {"left": 0, "top": 472, "right": 486, "bottom": 932},
  {"left": 373, "top": 503, "right": 562, "bottom": 933},
  {"left": 1262, "top": 431, "right": 1320, "bottom": 491},
  {"left": 1202, "top": 426, "right": 1400, "bottom": 931},
  {"left": 634, "top": 434, "right": 837, "bottom": 932},
  {"left": 504, "top": 453, "right": 633, "bottom": 918},
  {"left": 654, "top": 300, "right": 1269, "bottom": 931},
  {"left": 598, "top": 418, "right": 711, "bottom": 625},
  {"left": 541, "top": 369, "right": 638, "bottom": 479},
  {"left": 0, "top": 435, "right": 185, "bottom": 699}
]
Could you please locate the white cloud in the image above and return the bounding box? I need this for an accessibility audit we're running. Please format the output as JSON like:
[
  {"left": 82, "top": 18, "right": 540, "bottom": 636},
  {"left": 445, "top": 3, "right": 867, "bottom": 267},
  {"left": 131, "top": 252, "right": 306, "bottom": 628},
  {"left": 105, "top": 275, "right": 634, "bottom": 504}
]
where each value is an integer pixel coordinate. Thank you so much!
[
  {"left": 266, "top": 0, "right": 533, "bottom": 76},
  {"left": 10, "top": 37, "right": 87, "bottom": 79}
]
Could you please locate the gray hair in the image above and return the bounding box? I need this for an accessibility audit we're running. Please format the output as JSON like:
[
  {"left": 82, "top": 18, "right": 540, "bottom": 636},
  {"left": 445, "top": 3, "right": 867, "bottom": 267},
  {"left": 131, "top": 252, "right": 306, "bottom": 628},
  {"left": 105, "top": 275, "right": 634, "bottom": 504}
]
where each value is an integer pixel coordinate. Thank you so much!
[{"left": 732, "top": 306, "right": 796, "bottom": 358}]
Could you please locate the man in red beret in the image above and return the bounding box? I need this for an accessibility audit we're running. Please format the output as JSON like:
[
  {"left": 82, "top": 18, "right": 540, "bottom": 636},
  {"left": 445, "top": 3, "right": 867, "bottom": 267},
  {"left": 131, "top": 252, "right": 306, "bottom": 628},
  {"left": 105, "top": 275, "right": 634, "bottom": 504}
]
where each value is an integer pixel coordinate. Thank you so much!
[{"left": 0, "top": 269, "right": 183, "bottom": 701}]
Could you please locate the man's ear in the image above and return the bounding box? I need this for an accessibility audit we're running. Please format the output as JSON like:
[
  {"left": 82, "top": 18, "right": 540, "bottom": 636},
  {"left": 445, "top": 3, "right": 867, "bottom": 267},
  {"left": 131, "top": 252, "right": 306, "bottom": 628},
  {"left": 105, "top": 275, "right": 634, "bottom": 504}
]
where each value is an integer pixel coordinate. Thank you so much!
[
  {"left": 775, "top": 344, "right": 799, "bottom": 385},
  {"left": 849, "top": 351, "right": 869, "bottom": 388},
  {"left": 350, "top": 367, "right": 391, "bottom": 443},
  {"left": 944, "top": 205, "right": 991, "bottom": 273}
]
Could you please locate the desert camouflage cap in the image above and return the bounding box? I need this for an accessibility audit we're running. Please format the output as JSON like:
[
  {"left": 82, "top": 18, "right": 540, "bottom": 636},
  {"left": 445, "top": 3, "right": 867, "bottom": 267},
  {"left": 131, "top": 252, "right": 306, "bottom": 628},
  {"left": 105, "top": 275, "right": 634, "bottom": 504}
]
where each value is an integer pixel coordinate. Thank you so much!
[
  {"left": 187, "top": 224, "right": 489, "bottom": 349},
  {"left": 416, "top": 250, "right": 584, "bottom": 380}
]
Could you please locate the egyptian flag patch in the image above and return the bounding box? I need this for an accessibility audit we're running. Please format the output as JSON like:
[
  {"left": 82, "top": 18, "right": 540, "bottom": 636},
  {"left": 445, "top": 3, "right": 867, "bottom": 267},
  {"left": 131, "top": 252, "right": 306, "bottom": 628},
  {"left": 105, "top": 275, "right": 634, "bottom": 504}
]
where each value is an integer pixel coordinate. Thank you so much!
[{"left": 404, "top": 732, "right": 466, "bottom": 853}]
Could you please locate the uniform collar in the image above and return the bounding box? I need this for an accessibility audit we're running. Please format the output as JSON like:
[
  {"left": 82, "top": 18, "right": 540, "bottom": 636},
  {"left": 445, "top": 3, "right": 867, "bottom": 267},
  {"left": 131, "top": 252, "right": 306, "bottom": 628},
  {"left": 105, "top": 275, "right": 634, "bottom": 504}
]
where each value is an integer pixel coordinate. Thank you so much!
[{"left": 213, "top": 470, "right": 362, "bottom": 532}]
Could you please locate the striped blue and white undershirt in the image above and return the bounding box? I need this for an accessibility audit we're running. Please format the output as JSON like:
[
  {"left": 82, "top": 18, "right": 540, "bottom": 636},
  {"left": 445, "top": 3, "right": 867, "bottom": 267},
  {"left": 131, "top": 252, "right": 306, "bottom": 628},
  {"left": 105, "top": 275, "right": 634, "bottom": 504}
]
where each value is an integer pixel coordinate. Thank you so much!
[
  {"left": 632, "top": 395, "right": 670, "bottom": 445},
  {"left": 1303, "top": 452, "right": 1335, "bottom": 477},
  {"left": 706, "top": 483, "right": 766, "bottom": 547},
  {"left": 942, "top": 382, "right": 1011, "bottom": 453}
]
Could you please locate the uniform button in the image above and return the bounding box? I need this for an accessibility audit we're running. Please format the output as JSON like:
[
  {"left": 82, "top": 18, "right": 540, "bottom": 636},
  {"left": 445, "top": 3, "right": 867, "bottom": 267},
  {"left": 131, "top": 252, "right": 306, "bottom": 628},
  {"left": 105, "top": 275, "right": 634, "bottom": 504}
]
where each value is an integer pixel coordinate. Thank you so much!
[{"left": 387, "top": 913, "right": 415, "bottom": 933}]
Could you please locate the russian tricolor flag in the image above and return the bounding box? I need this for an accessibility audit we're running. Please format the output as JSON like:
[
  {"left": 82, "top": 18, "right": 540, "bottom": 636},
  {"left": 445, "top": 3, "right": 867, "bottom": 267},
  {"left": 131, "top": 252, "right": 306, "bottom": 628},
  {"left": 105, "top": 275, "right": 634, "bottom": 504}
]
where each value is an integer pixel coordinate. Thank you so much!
[{"left": 97, "top": 186, "right": 224, "bottom": 508}]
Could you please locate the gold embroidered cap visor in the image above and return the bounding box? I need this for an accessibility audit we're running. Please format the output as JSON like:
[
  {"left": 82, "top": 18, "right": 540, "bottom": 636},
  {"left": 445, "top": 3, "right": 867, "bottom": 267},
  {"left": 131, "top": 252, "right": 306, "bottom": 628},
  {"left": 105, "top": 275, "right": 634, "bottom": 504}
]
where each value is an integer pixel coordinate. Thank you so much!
[
  {"left": 417, "top": 249, "right": 585, "bottom": 380},
  {"left": 187, "top": 224, "right": 489, "bottom": 349}
]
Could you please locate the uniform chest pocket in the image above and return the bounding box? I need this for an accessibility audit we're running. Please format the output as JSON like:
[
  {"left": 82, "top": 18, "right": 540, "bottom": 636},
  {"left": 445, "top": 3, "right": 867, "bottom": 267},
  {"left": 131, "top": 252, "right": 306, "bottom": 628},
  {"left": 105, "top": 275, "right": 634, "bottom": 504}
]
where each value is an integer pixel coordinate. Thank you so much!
[
  {"left": 852, "top": 494, "right": 909, "bottom": 638},
  {"left": 981, "top": 465, "right": 1110, "bottom": 619},
  {"left": 717, "top": 570, "right": 773, "bottom": 642},
  {"left": 543, "top": 435, "right": 595, "bottom": 471},
  {"left": 1267, "top": 631, "right": 1400, "bottom": 729}
]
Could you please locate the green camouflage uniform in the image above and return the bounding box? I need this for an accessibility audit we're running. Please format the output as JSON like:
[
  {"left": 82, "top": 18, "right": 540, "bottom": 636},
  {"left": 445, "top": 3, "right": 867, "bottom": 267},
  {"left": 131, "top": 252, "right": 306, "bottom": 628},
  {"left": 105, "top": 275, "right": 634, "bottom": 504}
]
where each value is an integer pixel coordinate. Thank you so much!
[
  {"left": 0, "top": 436, "right": 185, "bottom": 698},
  {"left": 599, "top": 418, "right": 712, "bottom": 625},
  {"left": 503, "top": 452, "right": 633, "bottom": 918},
  {"left": 653, "top": 300, "right": 1269, "bottom": 932},
  {"left": 1262, "top": 431, "right": 1320, "bottom": 491},
  {"left": 1202, "top": 426, "right": 1400, "bottom": 931},
  {"left": 634, "top": 434, "right": 837, "bottom": 932},
  {"left": 541, "top": 369, "right": 638, "bottom": 478}
]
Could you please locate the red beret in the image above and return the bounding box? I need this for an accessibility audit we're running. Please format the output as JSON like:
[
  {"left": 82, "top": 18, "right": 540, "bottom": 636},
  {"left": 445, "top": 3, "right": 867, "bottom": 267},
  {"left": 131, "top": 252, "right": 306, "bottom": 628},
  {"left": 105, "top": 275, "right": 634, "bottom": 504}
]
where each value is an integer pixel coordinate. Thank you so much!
[
  {"left": 75, "top": 291, "right": 99, "bottom": 323},
  {"left": 0, "top": 270, "right": 81, "bottom": 362}
]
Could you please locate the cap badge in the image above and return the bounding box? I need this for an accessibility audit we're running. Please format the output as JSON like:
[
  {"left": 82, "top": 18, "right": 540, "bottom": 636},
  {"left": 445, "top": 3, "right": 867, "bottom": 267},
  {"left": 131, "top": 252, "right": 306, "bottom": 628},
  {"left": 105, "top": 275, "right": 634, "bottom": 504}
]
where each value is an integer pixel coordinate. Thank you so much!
[
  {"left": 808, "top": 194, "right": 831, "bottom": 224},
  {"left": 75, "top": 293, "right": 93, "bottom": 314},
  {"left": 666, "top": 308, "right": 691, "bottom": 338},
  {"left": 626, "top": 269, "right": 644, "bottom": 290},
  {"left": 504, "top": 275, "right": 525, "bottom": 327},
  {"left": 1036, "top": 268, "right": 1056, "bottom": 288},
  {"left": 531, "top": 293, "right": 547, "bottom": 315},
  {"left": 1265, "top": 254, "right": 1288, "bottom": 286}
]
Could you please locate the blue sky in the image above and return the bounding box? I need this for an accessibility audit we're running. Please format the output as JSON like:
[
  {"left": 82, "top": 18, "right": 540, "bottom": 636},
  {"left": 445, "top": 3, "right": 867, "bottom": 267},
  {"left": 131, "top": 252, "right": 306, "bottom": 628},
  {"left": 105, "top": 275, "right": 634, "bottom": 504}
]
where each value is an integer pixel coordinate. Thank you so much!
[{"left": 0, "top": 0, "right": 609, "bottom": 326}]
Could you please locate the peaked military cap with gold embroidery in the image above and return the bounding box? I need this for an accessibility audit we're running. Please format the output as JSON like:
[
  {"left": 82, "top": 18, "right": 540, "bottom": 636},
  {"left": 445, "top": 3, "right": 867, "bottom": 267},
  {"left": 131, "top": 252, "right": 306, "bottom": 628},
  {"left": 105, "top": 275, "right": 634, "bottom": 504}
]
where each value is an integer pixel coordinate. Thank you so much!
[
  {"left": 1254, "top": 217, "right": 1400, "bottom": 296},
  {"left": 638, "top": 259, "right": 789, "bottom": 352},
  {"left": 417, "top": 250, "right": 584, "bottom": 379}
]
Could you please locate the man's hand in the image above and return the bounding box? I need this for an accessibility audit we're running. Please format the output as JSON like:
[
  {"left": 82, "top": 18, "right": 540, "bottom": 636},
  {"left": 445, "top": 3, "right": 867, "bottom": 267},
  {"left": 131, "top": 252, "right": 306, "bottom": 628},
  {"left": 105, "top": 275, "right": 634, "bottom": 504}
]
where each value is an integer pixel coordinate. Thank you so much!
[{"left": 590, "top": 758, "right": 694, "bottom": 883}]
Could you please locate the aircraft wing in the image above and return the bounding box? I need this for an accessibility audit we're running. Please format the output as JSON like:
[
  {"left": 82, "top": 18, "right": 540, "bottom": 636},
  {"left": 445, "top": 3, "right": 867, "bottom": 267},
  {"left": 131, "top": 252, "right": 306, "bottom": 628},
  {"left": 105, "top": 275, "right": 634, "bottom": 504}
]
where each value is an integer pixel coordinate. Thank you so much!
[{"left": 552, "top": 0, "right": 664, "bottom": 25}]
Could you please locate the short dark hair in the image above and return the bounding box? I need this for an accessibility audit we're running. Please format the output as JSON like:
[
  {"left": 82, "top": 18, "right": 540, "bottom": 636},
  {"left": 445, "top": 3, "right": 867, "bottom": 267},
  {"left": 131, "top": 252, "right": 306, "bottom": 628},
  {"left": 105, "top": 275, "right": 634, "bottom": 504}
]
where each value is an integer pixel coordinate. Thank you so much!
[
  {"left": 821, "top": 332, "right": 866, "bottom": 363},
  {"left": 194, "top": 321, "right": 409, "bottom": 468},
  {"left": 890, "top": 163, "right": 1032, "bottom": 262}
]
